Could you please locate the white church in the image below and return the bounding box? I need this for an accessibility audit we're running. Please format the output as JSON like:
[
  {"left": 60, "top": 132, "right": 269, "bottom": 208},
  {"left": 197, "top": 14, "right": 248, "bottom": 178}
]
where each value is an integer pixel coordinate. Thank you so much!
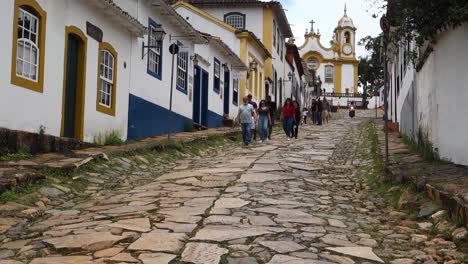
[{"left": 299, "top": 6, "right": 359, "bottom": 95}]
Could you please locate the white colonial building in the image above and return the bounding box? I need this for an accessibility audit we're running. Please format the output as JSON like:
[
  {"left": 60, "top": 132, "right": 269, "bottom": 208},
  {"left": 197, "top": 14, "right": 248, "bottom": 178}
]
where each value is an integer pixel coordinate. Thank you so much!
[
  {"left": 299, "top": 7, "right": 359, "bottom": 96},
  {"left": 0, "top": 0, "right": 145, "bottom": 142},
  {"left": 171, "top": 0, "right": 293, "bottom": 106},
  {"left": 0, "top": 0, "right": 251, "bottom": 143},
  {"left": 172, "top": 1, "right": 271, "bottom": 106}
]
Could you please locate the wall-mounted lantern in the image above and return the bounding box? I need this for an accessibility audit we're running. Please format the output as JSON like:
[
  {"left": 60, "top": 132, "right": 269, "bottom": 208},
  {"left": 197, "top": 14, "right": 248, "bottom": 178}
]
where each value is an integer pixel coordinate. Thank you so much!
[{"left": 141, "top": 25, "right": 166, "bottom": 59}]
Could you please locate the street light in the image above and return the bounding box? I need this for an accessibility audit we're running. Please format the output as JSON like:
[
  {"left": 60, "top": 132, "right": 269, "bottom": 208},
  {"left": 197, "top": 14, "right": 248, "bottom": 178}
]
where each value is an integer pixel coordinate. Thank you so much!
[{"left": 250, "top": 61, "right": 258, "bottom": 72}]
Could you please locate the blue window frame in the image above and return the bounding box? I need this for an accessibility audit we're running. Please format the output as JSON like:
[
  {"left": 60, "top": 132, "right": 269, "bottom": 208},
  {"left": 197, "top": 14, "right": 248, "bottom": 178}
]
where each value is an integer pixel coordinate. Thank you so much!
[
  {"left": 147, "top": 18, "right": 163, "bottom": 80},
  {"left": 176, "top": 42, "right": 188, "bottom": 93},
  {"left": 214, "top": 57, "right": 221, "bottom": 93}
]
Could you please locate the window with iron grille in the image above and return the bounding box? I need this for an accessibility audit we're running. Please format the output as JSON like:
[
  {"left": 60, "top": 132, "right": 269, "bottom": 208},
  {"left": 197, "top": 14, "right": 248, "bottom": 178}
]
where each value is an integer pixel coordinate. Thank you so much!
[
  {"left": 325, "top": 65, "right": 334, "bottom": 83},
  {"left": 177, "top": 50, "right": 188, "bottom": 91},
  {"left": 224, "top": 12, "right": 245, "bottom": 30}
]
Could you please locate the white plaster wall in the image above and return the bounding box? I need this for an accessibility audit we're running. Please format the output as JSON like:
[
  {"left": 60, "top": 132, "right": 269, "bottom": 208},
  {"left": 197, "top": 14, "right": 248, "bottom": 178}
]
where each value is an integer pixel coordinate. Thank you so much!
[
  {"left": 0, "top": 0, "right": 132, "bottom": 142},
  {"left": 415, "top": 54, "right": 437, "bottom": 148},
  {"left": 194, "top": 43, "right": 239, "bottom": 119},
  {"left": 431, "top": 23, "right": 468, "bottom": 165},
  {"left": 200, "top": 7, "right": 264, "bottom": 40},
  {"left": 298, "top": 37, "right": 335, "bottom": 60},
  {"left": 396, "top": 60, "right": 415, "bottom": 125},
  {"left": 0, "top": 0, "right": 62, "bottom": 136},
  {"left": 316, "top": 63, "right": 335, "bottom": 93},
  {"left": 342, "top": 64, "right": 354, "bottom": 93},
  {"left": 68, "top": 1, "right": 132, "bottom": 142},
  {"left": 175, "top": 7, "right": 241, "bottom": 54}
]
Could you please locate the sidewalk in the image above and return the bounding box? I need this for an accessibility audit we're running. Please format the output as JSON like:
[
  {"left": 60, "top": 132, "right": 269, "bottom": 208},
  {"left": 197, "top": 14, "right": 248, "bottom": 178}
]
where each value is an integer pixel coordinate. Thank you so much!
[
  {"left": 0, "top": 127, "right": 238, "bottom": 194},
  {"left": 377, "top": 120, "right": 468, "bottom": 227}
]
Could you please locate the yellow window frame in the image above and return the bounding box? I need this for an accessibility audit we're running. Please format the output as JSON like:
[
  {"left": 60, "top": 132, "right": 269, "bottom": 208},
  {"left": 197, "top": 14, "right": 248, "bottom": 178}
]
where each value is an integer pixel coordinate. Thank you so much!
[
  {"left": 10, "top": 0, "right": 47, "bottom": 93},
  {"left": 96, "top": 42, "right": 118, "bottom": 116}
]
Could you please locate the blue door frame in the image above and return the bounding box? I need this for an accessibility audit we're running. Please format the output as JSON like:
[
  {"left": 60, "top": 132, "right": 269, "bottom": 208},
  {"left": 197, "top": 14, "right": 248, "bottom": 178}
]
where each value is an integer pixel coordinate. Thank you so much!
[
  {"left": 193, "top": 66, "right": 201, "bottom": 125},
  {"left": 201, "top": 69, "right": 209, "bottom": 127},
  {"left": 223, "top": 70, "right": 230, "bottom": 115},
  {"left": 193, "top": 66, "right": 209, "bottom": 127}
]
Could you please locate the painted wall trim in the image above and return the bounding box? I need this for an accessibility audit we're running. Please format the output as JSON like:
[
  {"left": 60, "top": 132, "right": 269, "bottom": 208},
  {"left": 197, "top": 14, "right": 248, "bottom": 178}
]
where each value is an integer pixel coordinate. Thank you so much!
[{"left": 172, "top": 1, "right": 237, "bottom": 33}]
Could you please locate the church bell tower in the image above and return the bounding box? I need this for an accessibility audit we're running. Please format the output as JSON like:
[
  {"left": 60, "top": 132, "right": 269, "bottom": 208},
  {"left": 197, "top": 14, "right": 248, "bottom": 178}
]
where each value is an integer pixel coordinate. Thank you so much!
[{"left": 335, "top": 4, "right": 357, "bottom": 59}]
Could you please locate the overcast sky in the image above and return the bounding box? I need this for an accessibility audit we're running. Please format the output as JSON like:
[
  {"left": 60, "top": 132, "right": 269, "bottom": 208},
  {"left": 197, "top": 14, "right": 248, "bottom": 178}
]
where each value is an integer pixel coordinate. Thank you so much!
[{"left": 278, "top": 0, "right": 383, "bottom": 58}]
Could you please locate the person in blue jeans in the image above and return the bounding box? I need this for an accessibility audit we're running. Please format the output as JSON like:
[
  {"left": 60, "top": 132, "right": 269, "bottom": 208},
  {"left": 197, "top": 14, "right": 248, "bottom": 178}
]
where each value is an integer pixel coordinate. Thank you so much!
[
  {"left": 257, "top": 100, "right": 271, "bottom": 143},
  {"left": 237, "top": 96, "right": 257, "bottom": 145},
  {"left": 281, "top": 98, "right": 296, "bottom": 140}
]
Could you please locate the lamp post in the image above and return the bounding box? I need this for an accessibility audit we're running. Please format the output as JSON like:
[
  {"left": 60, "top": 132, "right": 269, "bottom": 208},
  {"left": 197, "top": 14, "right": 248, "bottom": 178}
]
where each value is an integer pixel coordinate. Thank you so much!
[
  {"left": 381, "top": 15, "right": 390, "bottom": 164},
  {"left": 168, "top": 42, "right": 180, "bottom": 140}
]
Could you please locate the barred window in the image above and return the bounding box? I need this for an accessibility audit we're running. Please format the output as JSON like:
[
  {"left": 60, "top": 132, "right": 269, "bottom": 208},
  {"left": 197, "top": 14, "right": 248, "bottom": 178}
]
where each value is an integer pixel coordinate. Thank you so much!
[
  {"left": 99, "top": 50, "right": 115, "bottom": 107},
  {"left": 177, "top": 51, "right": 188, "bottom": 90},
  {"left": 325, "top": 65, "right": 334, "bottom": 83},
  {"left": 16, "top": 8, "right": 39, "bottom": 81},
  {"left": 224, "top": 12, "right": 245, "bottom": 30},
  {"left": 148, "top": 22, "right": 162, "bottom": 78}
]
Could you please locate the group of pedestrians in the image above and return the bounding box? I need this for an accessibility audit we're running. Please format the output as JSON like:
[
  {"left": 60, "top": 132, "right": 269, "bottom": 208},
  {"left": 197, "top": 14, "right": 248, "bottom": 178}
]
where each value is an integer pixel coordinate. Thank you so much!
[
  {"left": 309, "top": 96, "right": 331, "bottom": 126},
  {"left": 237, "top": 94, "right": 276, "bottom": 146},
  {"left": 238, "top": 94, "right": 332, "bottom": 146}
]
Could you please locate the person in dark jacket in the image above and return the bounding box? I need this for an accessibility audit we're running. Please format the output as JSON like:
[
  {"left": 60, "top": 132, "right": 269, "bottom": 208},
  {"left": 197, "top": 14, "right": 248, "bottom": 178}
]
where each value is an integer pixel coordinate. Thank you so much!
[
  {"left": 317, "top": 97, "right": 323, "bottom": 126},
  {"left": 291, "top": 100, "right": 301, "bottom": 139},
  {"left": 311, "top": 98, "right": 317, "bottom": 125},
  {"left": 265, "top": 95, "right": 277, "bottom": 140}
]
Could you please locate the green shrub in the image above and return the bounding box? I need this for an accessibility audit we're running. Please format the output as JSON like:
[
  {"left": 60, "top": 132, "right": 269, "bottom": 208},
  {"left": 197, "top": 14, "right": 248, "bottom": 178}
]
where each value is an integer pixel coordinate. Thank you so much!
[
  {"left": 0, "top": 151, "right": 32, "bottom": 162},
  {"left": 93, "top": 130, "right": 124, "bottom": 146}
]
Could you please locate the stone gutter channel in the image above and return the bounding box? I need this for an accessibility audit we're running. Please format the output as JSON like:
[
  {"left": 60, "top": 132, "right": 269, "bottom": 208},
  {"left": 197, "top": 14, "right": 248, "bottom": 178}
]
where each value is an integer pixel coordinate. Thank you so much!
[
  {"left": 377, "top": 121, "right": 468, "bottom": 228},
  {"left": 0, "top": 128, "right": 239, "bottom": 196}
]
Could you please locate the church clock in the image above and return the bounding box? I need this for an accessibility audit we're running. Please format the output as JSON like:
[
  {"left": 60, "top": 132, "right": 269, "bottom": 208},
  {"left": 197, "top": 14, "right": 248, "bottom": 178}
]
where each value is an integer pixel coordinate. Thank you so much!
[
  {"left": 342, "top": 44, "right": 353, "bottom": 55},
  {"left": 307, "top": 58, "right": 319, "bottom": 70}
]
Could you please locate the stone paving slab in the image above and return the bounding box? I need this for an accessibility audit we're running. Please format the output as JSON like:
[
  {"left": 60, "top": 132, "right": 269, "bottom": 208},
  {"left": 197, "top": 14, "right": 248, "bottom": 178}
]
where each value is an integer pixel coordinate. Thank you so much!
[{"left": 0, "top": 111, "right": 466, "bottom": 263}]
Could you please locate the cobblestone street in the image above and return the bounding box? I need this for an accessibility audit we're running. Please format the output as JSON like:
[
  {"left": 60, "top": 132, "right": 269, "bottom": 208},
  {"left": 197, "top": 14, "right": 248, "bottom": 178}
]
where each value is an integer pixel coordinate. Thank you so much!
[{"left": 0, "top": 113, "right": 466, "bottom": 264}]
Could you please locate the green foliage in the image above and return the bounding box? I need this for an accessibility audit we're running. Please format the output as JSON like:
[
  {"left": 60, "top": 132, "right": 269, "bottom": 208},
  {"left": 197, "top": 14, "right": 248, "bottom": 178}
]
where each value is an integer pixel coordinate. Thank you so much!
[
  {"left": 0, "top": 151, "right": 32, "bottom": 162},
  {"left": 389, "top": 0, "right": 468, "bottom": 46},
  {"left": 401, "top": 134, "right": 439, "bottom": 161},
  {"left": 358, "top": 34, "right": 384, "bottom": 100},
  {"left": 93, "top": 130, "right": 124, "bottom": 146}
]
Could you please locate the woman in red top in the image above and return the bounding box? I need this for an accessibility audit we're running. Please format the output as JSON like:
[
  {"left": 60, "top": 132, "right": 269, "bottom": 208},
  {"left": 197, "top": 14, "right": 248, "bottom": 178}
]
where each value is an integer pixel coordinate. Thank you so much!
[{"left": 281, "top": 98, "right": 296, "bottom": 140}]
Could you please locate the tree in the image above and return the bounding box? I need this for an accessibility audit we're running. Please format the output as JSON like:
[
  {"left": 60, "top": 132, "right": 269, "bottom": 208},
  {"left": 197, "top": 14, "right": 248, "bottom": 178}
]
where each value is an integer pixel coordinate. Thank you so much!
[{"left": 358, "top": 34, "right": 384, "bottom": 107}]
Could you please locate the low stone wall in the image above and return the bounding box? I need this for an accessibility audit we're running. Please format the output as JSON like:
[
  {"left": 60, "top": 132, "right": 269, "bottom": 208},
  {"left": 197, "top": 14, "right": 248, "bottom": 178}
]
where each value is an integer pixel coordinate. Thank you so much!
[
  {"left": 379, "top": 121, "right": 468, "bottom": 228},
  {"left": 0, "top": 127, "right": 89, "bottom": 155}
]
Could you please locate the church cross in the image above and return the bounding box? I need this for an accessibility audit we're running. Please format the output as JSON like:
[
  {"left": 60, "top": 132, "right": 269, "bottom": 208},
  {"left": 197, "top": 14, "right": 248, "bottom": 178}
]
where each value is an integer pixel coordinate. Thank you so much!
[{"left": 309, "top": 19, "right": 315, "bottom": 33}]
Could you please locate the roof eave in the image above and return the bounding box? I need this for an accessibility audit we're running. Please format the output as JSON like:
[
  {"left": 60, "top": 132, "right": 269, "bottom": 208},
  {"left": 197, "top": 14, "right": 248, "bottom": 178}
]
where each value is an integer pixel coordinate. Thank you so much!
[
  {"left": 87, "top": 0, "right": 146, "bottom": 37},
  {"left": 152, "top": 0, "right": 207, "bottom": 44}
]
